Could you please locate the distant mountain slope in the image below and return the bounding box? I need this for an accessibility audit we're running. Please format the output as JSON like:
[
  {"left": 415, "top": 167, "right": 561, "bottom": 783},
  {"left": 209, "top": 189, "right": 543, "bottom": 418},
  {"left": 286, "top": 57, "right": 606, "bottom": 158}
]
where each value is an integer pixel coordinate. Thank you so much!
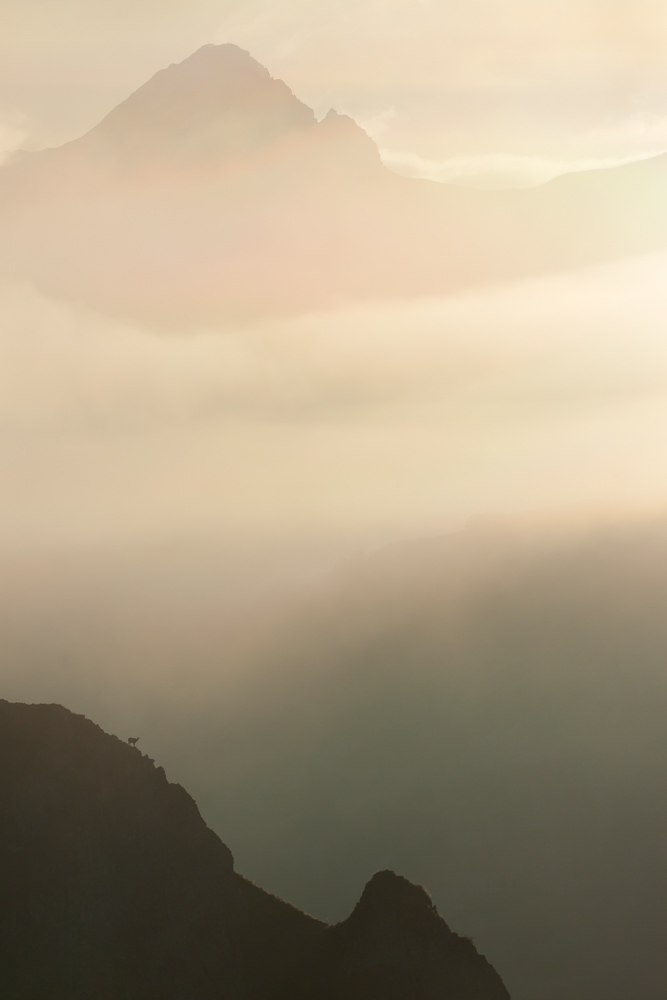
[
  {"left": 0, "top": 44, "right": 666, "bottom": 325},
  {"left": 81, "top": 43, "right": 318, "bottom": 161},
  {"left": 0, "top": 699, "right": 511, "bottom": 1000}
]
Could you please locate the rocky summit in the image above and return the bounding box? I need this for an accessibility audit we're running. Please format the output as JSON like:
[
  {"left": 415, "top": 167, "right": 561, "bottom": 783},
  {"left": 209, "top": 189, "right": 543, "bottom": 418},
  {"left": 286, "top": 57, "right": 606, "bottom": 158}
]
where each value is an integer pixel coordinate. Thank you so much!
[
  {"left": 284, "top": 870, "right": 511, "bottom": 999},
  {"left": 0, "top": 699, "right": 510, "bottom": 999},
  {"left": 80, "top": 44, "right": 319, "bottom": 161}
]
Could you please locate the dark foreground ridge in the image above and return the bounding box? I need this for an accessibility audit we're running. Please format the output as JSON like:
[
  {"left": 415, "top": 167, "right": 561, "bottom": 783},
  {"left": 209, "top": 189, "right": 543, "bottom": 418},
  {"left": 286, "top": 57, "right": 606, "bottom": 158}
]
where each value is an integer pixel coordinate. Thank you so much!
[{"left": 0, "top": 699, "right": 510, "bottom": 999}]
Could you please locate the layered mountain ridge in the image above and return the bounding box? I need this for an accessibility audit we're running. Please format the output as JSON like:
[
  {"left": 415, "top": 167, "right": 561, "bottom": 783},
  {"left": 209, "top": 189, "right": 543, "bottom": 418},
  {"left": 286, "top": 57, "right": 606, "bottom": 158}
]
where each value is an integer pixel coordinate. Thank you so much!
[
  {"left": 1, "top": 43, "right": 666, "bottom": 325},
  {"left": 0, "top": 698, "right": 511, "bottom": 999},
  {"left": 5, "top": 44, "right": 379, "bottom": 175}
]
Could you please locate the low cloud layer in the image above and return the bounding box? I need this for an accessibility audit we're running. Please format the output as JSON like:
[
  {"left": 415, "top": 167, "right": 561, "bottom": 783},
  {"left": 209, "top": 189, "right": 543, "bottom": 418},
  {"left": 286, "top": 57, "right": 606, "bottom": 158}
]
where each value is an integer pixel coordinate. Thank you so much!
[
  {"left": 4, "top": 252, "right": 667, "bottom": 427},
  {"left": 381, "top": 148, "right": 660, "bottom": 189},
  {"left": 2, "top": 250, "right": 667, "bottom": 545}
]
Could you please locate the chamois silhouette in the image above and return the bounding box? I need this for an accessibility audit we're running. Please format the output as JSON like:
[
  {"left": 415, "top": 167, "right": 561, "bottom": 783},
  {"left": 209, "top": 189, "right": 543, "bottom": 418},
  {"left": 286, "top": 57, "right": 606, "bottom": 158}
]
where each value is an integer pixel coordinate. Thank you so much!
[{"left": 128, "top": 737, "right": 140, "bottom": 746}]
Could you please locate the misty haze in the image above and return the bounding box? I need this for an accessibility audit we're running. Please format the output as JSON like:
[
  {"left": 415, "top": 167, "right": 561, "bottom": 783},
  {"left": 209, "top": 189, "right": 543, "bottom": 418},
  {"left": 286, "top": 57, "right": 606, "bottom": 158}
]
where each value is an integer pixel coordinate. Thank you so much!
[{"left": 2, "top": 5, "right": 667, "bottom": 999}]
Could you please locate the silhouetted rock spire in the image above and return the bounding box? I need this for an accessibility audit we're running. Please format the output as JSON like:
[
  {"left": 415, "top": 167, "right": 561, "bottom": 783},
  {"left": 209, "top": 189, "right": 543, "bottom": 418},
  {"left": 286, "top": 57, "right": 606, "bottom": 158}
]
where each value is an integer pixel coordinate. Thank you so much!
[
  {"left": 354, "top": 869, "right": 439, "bottom": 916},
  {"left": 283, "top": 867, "right": 511, "bottom": 999}
]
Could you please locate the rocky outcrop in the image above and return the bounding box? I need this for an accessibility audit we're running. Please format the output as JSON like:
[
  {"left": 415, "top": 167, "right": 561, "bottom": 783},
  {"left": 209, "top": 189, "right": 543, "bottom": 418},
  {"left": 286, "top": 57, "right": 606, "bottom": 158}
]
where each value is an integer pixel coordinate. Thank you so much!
[
  {"left": 283, "top": 870, "right": 511, "bottom": 999},
  {"left": 0, "top": 699, "right": 510, "bottom": 999}
]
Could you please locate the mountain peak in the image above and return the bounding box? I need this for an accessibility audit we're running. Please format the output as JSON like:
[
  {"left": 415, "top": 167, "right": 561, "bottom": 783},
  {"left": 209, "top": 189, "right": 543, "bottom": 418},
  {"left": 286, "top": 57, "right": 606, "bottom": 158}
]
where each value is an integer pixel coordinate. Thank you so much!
[
  {"left": 287, "top": 868, "right": 511, "bottom": 998},
  {"left": 355, "top": 869, "right": 437, "bottom": 915},
  {"left": 82, "top": 42, "right": 316, "bottom": 160},
  {"left": 163, "top": 43, "right": 272, "bottom": 86},
  {"left": 343, "top": 869, "right": 456, "bottom": 945},
  {"left": 315, "top": 107, "right": 382, "bottom": 171}
]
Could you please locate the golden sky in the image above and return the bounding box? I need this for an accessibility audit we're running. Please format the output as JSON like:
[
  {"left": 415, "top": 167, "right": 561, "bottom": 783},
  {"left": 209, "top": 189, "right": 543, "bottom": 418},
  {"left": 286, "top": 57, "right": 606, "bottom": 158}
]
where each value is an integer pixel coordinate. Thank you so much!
[
  {"left": 2, "top": 0, "right": 667, "bottom": 174},
  {"left": 2, "top": 2, "right": 667, "bottom": 548},
  {"left": 3, "top": 21, "right": 667, "bottom": 990}
]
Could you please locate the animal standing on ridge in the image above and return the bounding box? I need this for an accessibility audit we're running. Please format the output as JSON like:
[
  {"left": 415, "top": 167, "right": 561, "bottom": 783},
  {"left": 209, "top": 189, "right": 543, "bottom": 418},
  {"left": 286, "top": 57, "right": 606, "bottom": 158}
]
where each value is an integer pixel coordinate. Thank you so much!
[{"left": 128, "top": 737, "right": 140, "bottom": 746}]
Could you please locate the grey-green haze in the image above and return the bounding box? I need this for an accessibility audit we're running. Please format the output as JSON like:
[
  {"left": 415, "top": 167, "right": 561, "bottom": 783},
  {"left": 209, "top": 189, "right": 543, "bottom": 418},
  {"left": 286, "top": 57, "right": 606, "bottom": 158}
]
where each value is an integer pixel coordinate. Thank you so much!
[{"left": 3, "top": 521, "right": 667, "bottom": 1000}]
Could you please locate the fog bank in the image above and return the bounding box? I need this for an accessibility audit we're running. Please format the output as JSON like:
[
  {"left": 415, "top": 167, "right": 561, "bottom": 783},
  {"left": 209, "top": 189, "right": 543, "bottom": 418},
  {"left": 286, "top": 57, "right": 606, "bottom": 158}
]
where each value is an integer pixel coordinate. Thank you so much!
[{"left": 3, "top": 251, "right": 667, "bottom": 547}]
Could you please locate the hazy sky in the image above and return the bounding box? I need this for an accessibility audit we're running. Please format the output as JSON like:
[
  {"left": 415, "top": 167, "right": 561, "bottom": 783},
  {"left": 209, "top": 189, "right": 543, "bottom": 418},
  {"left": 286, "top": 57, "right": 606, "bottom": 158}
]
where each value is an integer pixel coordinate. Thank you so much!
[
  {"left": 2, "top": 0, "right": 667, "bottom": 180},
  {"left": 1, "top": 1, "right": 667, "bottom": 543},
  {"left": 3, "top": 10, "right": 667, "bottom": 997}
]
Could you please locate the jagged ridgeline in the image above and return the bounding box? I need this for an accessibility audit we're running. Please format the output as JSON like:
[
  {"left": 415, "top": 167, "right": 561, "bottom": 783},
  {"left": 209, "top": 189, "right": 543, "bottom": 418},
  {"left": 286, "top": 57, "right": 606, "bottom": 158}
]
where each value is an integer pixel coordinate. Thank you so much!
[
  {"left": 1, "top": 44, "right": 667, "bottom": 327},
  {"left": 0, "top": 699, "right": 510, "bottom": 999}
]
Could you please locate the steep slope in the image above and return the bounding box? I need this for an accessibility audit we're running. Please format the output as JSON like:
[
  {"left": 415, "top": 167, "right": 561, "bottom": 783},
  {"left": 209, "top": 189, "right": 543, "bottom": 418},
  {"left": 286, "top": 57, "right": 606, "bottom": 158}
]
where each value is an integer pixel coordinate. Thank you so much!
[
  {"left": 0, "top": 699, "right": 321, "bottom": 1000},
  {"left": 0, "top": 44, "right": 379, "bottom": 188},
  {"left": 1, "top": 43, "right": 665, "bottom": 325},
  {"left": 0, "top": 699, "right": 511, "bottom": 999},
  {"left": 80, "top": 43, "right": 317, "bottom": 162}
]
